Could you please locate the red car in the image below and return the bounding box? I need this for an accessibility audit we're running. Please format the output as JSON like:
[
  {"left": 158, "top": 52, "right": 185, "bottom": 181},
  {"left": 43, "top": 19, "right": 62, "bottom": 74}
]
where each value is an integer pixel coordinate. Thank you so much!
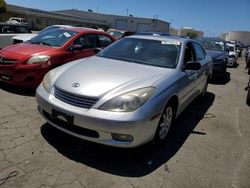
[{"left": 0, "top": 27, "right": 115, "bottom": 88}]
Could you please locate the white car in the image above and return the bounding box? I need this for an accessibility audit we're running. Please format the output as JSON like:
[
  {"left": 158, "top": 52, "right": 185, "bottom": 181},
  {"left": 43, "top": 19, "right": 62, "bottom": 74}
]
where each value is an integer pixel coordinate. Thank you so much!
[
  {"left": 226, "top": 43, "right": 238, "bottom": 67},
  {"left": 6, "top": 17, "right": 28, "bottom": 25},
  {"left": 0, "top": 23, "right": 32, "bottom": 49},
  {"left": 12, "top": 25, "right": 74, "bottom": 44},
  {"left": 36, "top": 35, "right": 213, "bottom": 147}
]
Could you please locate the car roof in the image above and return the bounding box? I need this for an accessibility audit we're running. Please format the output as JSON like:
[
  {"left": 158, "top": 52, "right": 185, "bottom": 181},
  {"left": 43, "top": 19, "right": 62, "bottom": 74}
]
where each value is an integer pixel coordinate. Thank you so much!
[
  {"left": 136, "top": 32, "right": 171, "bottom": 36},
  {"left": 128, "top": 34, "right": 190, "bottom": 43},
  {"left": 58, "top": 27, "right": 100, "bottom": 33}
]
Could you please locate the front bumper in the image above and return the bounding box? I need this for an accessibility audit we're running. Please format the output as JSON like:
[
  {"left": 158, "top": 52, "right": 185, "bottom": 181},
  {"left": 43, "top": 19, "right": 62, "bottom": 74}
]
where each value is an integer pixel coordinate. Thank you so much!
[
  {"left": 0, "top": 64, "right": 49, "bottom": 88},
  {"left": 36, "top": 85, "right": 160, "bottom": 148}
]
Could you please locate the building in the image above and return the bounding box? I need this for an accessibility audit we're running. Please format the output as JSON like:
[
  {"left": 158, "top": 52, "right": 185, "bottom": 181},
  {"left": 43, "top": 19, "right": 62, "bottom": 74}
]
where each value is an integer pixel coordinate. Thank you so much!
[
  {"left": 0, "top": 4, "right": 109, "bottom": 30},
  {"left": 220, "top": 31, "right": 250, "bottom": 45},
  {"left": 54, "top": 9, "right": 170, "bottom": 33},
  {"left": 169, "top": 27, "right": 178, "bottom": 36},
  {"left": 178, "top": 27, "right": 203, "bottom": 38},
  {"left": 0, "top": 4, "right": 170, "bottom": 32},
  {"left": 220, "top": 33, "right": 226, "bottom": 40}
]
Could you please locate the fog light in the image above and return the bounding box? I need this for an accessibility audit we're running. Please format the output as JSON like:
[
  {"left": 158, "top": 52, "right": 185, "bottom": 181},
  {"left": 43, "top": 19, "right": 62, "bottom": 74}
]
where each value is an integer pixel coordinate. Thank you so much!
[{"left": 111, "top": 133, "right": 133, "bottom": 142}]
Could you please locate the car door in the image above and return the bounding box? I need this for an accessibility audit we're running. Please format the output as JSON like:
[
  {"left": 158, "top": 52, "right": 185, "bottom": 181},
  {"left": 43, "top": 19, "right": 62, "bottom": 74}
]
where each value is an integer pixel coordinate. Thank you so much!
[
  {"left": 192, "top": 42, "right": 208, "bottom": 93},
  {"left": 65, "top": 34, "right": 98, "bottom": 62},
  {"left": 178, "top": 42, "right": 199, "bottom": 110}
]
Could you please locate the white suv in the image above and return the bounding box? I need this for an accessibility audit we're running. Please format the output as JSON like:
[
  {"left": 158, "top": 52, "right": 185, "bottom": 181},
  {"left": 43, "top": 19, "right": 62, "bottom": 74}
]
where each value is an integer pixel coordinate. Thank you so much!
[{"left": 226, "top": 43, "right": 238, "bottom": 67}]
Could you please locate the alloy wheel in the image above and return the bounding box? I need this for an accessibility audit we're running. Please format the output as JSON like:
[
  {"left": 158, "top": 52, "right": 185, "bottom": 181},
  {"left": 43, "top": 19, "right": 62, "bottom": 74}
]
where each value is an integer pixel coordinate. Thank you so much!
[{"left": 158, "top": 106, "right": 173, "bottom": 140}]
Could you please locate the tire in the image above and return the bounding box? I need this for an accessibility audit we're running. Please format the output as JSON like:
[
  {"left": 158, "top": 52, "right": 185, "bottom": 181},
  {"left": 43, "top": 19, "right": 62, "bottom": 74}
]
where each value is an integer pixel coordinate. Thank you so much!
[
  {"left": 201, "top": 76, "right": 209, "bottom": 97},
  {"left": 247, "top": 88, "right": 250, "bottom": 106},
  {"left": 154, "top": 103, "right": 176, "bottom": 143}
]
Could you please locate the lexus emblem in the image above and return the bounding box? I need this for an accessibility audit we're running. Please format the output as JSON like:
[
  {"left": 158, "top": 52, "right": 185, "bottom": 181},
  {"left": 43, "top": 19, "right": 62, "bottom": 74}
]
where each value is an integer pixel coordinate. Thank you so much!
[{"left": 72, "top": 83, "right": 80, "bottom": 88}]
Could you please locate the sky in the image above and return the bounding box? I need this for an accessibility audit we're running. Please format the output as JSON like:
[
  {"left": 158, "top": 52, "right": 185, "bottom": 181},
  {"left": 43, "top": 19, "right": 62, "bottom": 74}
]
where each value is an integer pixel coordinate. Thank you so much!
[{"left": 5, "top": 0, "right": 250, "bottom": 37}]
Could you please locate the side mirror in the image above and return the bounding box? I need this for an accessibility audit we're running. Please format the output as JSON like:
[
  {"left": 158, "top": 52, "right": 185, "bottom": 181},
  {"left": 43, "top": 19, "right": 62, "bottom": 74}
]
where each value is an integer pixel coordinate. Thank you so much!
[
  {"left": 93, "top": 47, "right": 102, "bottom": 54},
  {"left": 69, "top": 44, "right": 84, "bottom": 52},
  {"left": 183, "top": 61, "right": 201, "bottom": 71}
]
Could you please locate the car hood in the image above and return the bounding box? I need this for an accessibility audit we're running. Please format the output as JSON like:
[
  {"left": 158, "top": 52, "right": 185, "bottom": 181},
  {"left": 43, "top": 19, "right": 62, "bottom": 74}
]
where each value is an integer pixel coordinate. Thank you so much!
[
  {"left": 12, "top": 34, "right": 38, "bottom": 42},
  {"left": 206, "top": 50, "right": 226, "bottom": 59},
  {"left": 1, "top": 42, "right": 55, "bottom": 56},
  {"left": 54, "top": 56, "right": 174, "bottom": 98}
]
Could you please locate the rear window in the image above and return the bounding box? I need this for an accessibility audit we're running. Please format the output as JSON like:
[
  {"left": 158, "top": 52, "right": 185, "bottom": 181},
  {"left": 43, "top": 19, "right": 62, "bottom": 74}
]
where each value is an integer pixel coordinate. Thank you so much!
[{"left": 98, "top": 35, "right": 113, "bottom": 47}]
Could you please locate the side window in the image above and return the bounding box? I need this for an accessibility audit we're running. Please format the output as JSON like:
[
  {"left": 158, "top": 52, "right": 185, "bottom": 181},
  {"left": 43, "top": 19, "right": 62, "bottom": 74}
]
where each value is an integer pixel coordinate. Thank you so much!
[
  {"left": 184, "top": 42, "right": 195, "bottom": 64},
  {"left": 15, "top": 26, "right": 30, "bottom": 33},
  {"left": 193, "top": 42, "right": 206, "bottom": 61},
  {"left": 74, "top": 34, "right": 97, "bottom": 49},
  {"left": 98, "top": 35, "right": 112, "bottom": 47},
  {"left": 0, "top": 25, "right": 14, "bottom": 33}
]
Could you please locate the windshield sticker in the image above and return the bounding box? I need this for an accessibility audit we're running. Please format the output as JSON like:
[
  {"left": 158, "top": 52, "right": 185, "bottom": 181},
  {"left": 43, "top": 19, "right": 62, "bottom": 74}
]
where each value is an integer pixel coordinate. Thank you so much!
[
  {"left": 63, "top": 32, "right": 71, "bottom": 37},
  {"left": 161, "top": 41, "right": 181, "bottom": 45}
]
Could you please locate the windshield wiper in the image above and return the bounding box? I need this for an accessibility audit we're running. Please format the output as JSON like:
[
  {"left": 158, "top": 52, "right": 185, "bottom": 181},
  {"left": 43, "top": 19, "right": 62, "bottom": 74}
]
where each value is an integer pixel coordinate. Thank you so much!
[{"left": 125, "top": 58, "right": 145, "bottom": 65}]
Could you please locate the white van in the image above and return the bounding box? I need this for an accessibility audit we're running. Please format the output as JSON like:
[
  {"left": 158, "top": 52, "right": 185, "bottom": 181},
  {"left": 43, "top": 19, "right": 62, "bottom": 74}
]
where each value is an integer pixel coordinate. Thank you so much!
[
  {"left": 226, "top": 43, "right": 238, "bottom": 67},
  {"left": 7, "top": 17, "right": 28, "bottom": 25}
]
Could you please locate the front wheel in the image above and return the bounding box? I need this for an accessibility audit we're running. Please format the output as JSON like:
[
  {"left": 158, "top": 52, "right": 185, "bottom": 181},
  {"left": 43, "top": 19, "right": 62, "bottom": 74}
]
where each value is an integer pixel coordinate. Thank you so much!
[{"left": 154, "top": 104, "right": 176, "bottom": 143}]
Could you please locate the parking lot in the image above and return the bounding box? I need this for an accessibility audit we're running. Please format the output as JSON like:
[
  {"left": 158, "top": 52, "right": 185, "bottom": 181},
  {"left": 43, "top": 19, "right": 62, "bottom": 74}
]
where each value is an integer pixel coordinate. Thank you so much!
[{"left": 0, "top": 56, "right": 249, "bottom": 187}]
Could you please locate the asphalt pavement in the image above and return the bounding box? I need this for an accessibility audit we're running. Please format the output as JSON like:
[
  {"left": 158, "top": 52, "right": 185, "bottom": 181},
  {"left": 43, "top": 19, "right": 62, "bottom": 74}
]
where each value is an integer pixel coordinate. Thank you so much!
[{"left": 0, "top": 56, "right": 250, "bottom": 188}]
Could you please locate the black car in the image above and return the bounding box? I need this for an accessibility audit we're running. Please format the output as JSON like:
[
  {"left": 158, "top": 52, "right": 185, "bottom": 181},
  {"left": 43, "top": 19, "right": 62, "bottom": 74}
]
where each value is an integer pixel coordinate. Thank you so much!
[
  {"left": 245, "top": 77, "right": 250, "bottom": 106},
  {"left": 199, "top": 38, "right": 227, "bottom": 77},
  {"left": 245, "top": 46, "right": 250, "bottom": 62},
  {"left": 245, "top": 46, "right": 250, "bottom": 74}
]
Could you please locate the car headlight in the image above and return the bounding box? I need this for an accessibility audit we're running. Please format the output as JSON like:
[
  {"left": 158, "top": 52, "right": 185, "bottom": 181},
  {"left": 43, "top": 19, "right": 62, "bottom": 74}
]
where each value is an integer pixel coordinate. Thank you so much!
[
  {"left": 42, "top": 68, "right": 57, "bottom": 92},
  {"left": 99, "top": 87, "right": 155, "bottom": 112},
  {"left": 26, "top": 55, "right": 50, "bottom": 64}
]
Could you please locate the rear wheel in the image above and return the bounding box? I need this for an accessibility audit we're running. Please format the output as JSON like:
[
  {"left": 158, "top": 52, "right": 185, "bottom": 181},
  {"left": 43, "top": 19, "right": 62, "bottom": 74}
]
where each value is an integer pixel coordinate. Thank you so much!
[
  {"left": 247, "top": 87, "right": 250, "bottom": 106},
  {"left": 201, "top": 76, "right": 209, "bottom": 97}
]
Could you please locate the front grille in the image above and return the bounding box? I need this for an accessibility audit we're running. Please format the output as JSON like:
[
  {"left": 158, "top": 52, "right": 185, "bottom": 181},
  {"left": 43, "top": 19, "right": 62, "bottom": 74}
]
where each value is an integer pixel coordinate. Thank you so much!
[
  {"left": 43, "top": 110, "right": 99, "bottom": 138},
  {"left": 0, "top": 56, "right": 18, "bottom": 65},
  {"left": 54, "top": 87, "right": 98, "bottom": 109}
]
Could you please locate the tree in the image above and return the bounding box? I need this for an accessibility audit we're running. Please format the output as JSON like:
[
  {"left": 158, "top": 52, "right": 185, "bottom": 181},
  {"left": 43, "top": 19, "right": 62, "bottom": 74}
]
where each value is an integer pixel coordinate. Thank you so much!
[
  {"left": 187, "top": 32, "right": 198, "bottom": 39},
  {"left": 0, "top": 0, "right": 7, "bottom": 13}
]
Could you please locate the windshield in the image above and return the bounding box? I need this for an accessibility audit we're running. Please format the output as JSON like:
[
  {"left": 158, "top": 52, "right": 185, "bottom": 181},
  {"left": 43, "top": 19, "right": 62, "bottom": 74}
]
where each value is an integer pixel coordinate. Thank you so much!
[
  {"left": 29, "top": 28, "right": 78, "bottom": 47},
  {"left": 97, "top": 38, "right": 181, "bottom": 68},
  {"left": 39, "top": 26, "right": 60, "bottom": 34},
  {"left": 201, "top": 40, "right": 226, "bottom": 51}
]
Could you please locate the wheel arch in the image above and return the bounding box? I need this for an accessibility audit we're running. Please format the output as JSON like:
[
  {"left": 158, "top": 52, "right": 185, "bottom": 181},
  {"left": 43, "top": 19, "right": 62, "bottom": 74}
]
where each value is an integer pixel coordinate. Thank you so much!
[{"left": 165, "top": 94, "right": 179, "bottom": 117}]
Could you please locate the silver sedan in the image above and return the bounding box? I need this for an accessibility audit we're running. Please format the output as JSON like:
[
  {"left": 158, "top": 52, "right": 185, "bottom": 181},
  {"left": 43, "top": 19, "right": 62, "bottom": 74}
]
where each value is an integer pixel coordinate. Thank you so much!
[{"left": 36, "top": 35, "right": 213, "bottom": 148}]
